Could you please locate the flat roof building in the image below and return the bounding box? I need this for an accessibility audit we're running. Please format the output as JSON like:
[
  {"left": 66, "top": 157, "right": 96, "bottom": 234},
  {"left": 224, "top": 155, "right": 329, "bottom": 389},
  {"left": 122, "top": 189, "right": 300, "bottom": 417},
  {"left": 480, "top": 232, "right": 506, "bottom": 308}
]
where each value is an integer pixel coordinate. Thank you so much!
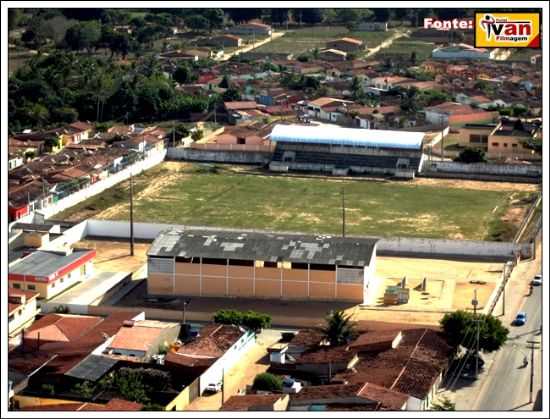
[{"left": 147, "top": 228, "right": 378, "bottom": 303}]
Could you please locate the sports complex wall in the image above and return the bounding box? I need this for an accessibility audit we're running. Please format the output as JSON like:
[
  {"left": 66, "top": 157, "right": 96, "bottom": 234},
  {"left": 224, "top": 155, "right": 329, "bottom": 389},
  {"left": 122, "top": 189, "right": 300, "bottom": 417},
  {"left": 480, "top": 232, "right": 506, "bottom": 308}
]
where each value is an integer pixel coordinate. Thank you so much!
[
  {"left": 424, "top": 161, "right": 542, "bottom": 177},
  {"left": 167, "top": 147, "right": 271, "bottom": 164},
  {"left": 58, "top": 220, "right": 532, "bottom": 261}
]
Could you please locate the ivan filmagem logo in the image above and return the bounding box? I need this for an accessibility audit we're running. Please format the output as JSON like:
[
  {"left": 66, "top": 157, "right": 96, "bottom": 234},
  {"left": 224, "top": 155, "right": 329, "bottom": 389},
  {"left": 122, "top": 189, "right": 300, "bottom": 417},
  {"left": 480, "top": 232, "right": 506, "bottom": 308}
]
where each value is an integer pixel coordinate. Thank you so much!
[{"left": 475, "top": 12, "right": 540, "bottom": 48}]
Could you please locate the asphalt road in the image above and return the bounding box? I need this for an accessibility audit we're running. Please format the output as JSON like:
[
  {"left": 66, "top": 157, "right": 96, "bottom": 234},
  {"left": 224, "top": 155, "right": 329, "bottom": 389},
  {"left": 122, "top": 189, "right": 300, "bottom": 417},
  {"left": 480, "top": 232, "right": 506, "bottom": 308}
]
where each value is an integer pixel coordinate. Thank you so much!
[{"left": 475, "top": 285, "right": 542, "bottom": 410}]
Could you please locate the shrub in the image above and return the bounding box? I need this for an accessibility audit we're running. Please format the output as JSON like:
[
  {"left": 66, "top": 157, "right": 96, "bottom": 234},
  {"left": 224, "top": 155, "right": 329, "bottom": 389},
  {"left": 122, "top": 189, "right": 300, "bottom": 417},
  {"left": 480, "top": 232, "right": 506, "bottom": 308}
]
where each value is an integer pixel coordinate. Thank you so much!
[{"left": 252, "top": 372, "right": 283, "bottom": 392}]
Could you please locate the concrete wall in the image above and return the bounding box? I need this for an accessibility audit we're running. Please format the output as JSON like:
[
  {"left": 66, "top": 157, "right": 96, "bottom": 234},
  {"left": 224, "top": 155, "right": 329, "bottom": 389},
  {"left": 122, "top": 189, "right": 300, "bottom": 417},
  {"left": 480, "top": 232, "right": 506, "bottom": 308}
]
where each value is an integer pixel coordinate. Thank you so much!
[
  {"left": 43, "top": 220, "right": 89, "bottom": 249},
  {"left": 8, "top": 297, "right": 38, "bottom": 337},
  {"left": 199, "top": 330, "right": 256, "bottom": 395},
  {"left": 376, "top": 237, "right": 531, "bottom": 260},
  {"left": 424, "top": 161, "right": 542, "bottom": 177},
  {"left": 85, "top": 220, "right": 531, "bottom": 260},
  {"left": 167, "top": 147, "right": 271, "bottom": 165}
]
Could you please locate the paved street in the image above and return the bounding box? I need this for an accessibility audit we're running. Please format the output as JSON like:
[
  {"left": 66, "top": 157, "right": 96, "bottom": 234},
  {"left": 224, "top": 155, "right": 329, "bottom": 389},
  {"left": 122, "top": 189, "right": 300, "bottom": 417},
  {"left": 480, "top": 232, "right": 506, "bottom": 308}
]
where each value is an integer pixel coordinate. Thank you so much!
[{"left": 475, "top": 284, "right": 542, "bottom": 410}]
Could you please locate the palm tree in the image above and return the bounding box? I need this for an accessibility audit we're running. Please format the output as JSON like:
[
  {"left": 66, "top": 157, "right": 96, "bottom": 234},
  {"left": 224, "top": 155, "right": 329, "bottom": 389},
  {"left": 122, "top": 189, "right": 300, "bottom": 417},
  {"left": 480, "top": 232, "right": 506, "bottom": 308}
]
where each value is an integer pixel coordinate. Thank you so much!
[{"left": 323, "top": 310, "right": 356, "bottom": 346}]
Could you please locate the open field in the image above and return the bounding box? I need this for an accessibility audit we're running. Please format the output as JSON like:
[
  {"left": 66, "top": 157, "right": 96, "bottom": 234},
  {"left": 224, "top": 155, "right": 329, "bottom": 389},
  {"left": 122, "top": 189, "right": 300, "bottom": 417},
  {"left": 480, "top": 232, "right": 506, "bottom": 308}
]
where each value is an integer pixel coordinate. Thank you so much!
[
  {"left": 253, "top": 26, "right": 395, "bottom": 55},
  {"left": 54, "top": 162, "right": 538, "bottom": 241}
]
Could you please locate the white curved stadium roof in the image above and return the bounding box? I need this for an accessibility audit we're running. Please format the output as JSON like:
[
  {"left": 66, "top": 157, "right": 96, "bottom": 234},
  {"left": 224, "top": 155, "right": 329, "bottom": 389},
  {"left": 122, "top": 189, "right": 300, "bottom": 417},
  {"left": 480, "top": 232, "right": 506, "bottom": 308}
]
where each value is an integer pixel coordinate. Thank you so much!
[{"left": 270, "top": 124, "right": 424, "bottom": 150}]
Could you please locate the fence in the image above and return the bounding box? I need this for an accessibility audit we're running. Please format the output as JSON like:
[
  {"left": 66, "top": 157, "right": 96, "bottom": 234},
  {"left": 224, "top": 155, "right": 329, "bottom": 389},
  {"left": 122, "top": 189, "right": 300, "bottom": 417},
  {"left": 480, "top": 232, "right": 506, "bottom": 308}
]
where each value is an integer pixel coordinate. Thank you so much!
[{"left": 424, "top": 161, "right": 542, "bottom": 177}]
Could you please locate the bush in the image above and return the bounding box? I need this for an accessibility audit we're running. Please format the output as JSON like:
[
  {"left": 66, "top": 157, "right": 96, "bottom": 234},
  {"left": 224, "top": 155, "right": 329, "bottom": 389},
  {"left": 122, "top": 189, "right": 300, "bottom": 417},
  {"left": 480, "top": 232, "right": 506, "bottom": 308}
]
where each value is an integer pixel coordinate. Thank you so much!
[
  {"left": 454, "top": 148, "right": 487, "bottom": 164},
  {"left": 252, "top": 372, "right": 282, "bottom": 392},
  {"left": 213, "top": 309, "right": 272, "bottom": 331}
]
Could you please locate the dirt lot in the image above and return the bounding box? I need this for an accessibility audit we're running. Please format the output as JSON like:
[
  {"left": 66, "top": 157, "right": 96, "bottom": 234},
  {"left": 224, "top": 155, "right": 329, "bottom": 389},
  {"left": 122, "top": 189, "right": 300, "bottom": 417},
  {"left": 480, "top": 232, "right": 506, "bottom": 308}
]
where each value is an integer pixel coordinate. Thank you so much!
[
  {"left": 370, "top": 256, "right": 502, "bottom": 312},
  {"left": 74, "top": 238, "right": 149, "bottom": 274}
]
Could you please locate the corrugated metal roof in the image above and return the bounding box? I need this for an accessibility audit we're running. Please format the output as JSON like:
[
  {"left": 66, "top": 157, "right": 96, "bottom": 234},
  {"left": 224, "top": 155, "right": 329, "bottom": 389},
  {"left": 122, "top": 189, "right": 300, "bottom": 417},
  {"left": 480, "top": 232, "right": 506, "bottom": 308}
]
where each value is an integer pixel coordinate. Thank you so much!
[
  {"left": 269, "top": 124, "right": 424, "bottom": 150},
  {"left": 148, "top": 228, "right": 377, "bottom": 267},
  {"left": 9, "top": 249, "right": 93, "bottom": 278}
]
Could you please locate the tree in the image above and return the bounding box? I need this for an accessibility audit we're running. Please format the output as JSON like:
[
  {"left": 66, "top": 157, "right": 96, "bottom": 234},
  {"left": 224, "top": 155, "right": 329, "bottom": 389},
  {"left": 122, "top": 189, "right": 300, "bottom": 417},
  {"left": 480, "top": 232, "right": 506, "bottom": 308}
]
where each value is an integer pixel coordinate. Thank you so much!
[
  {"left": 323, "top": 310, "right": 356, "bottom": 347},
  {"left": 173, "top": 63, "right": 193, "bottom": 84},
  {"left": 202, "top": 9, "right": 225, "bottom": 33},
  {"left": 440, "top": 310, "right": 509, "bottom": 353},
  {"left": 454, "top": 148, "right": 487, "bottom": 164},
  {"left": 373, "top": 9, "right": 390, "bottom": 23},
  {"left": 213, "top": 309, "right": 272, "bottom": 331},
  {"left": 222, "top": 87, "right": 241, "bottom": 102},
  {"left": 64, "top": 21, "right": 101, "bottom": 52},
  {"left": 431, "top": 396, "right": 456, "bottom": 411},
  {"left": 410, "top": 51, "right": 417, "bottom": 65},
  {"left": 219, "top": 74, "right": 230, "bottom": 89},
  {"left": 253, "top": 373, "right": 283, "bottom": 392},
  {"left": 8, "top": 9, "right": 23, "bottom": 30},
  {"left": 191, "top": 129, "right": 203, "bottom": 142},
  {"left": 72, "top": 381, "right": 96, "bottom": 399},
  {"left": 225, "top": 8, "right": 263, "bottom": 24},
  {"left": 292, "top": 9, "right": 324, "bottom": 24},
  {"left": 271, "top": 8, "right": 289, "bottom": 25},
  {"left": 185, "top": 14, "right": 209, "bottom": 32}
]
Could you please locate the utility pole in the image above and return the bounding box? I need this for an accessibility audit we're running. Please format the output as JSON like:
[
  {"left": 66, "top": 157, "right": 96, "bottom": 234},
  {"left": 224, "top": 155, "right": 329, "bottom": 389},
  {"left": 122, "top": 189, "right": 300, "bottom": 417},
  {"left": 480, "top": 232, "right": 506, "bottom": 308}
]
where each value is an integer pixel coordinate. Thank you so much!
[
  {"left": 172, "top": 120, "right": 176, "bottom": 147},
  {"left": 341, "top": 188, "right": 346, "bottom": 238},
  {"left": 129, "top": 171, "right": 134, "bottom": 256},
  {"left": 527, "top": 339, "right": 540, "bottom": 404},
  {"left": 472, "top": 289, "right": 480, "bottom": 376}
]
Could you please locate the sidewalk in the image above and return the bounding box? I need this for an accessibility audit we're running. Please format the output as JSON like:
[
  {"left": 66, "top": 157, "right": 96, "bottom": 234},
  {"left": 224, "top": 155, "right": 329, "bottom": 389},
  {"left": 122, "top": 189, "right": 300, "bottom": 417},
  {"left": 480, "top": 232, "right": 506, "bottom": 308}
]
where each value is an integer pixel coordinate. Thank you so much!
[{"left": 438, "top": 241, "right": 542, "bottom": 410}]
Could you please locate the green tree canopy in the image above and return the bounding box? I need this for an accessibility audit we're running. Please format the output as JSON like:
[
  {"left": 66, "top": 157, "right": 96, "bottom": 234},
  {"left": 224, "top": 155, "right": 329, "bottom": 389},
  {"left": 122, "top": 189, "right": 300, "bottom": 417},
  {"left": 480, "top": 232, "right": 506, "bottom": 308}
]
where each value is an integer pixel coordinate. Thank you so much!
[
  {"left": 454, "top": 148, "right": 487, "bottom": 164},
  {"left": 64, "top": 20, "right": 101, "bottom": 52},
  {"left": 253, "top": 373, "right": 283, "bottom": 392},
  {"left": 323, "top": 310, "right": 356, "bottom": 347},
  {"left": 440, "top": 310, "right": 509, "bottom": 353}
]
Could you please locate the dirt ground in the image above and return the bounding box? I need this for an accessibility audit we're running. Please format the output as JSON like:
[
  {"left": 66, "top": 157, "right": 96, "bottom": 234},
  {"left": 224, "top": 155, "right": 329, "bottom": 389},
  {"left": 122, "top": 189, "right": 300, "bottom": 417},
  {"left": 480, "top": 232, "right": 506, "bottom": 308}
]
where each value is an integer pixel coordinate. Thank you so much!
[
  {"left": 74, "top": 239, "right": 149, "bottom": 274},
  {"left": 369, "top": 256, "right": 503, "bottom": 312}
]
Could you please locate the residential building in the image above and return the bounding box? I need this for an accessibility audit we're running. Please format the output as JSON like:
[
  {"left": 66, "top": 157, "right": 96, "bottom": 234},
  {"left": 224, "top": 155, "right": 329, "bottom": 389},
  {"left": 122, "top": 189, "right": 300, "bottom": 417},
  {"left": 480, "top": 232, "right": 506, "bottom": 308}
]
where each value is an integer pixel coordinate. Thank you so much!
[
  {"left": 432, "top": 44, "right": 496, "bottom": 61},
  {"left": 366, "top": 76, "right": 414, "bottom": 93},
  {"left": 228, "top": 22, "right": 272, "bottom": 37},
  {"left": 424, "top": 102, "right": 498, "bottom": 126},
  {"left": 8, "top": 154, "right": 24, "bottom": 171},
  {"left": 9, "top": 248, "right": 96, "bottom": 299},
  {"left": 8, "top": 289, "right": 40, "bottom": 338},
  {"left": 319, "top": 49, "right": 347, "bottom": 62},
  {"left": 165, "top": 324, "right": 255, "bottom": 394},
  {"left": 105, "top": 319, "right": 181, "bottom": 362},
  {"left": 147, "top": 228, "right": 378, "bottom": 303},
  {"left": 202, "top": 34, "right": 242, "bottom": 48},
  {"left": 357, "top": 22, "right": 388, "bottom": 31},
  {"left": 222, "top": 394, "right": 290, "bottom": 411},
  {"left": 289, "top": 382, "right": 408, "bottom": 411},
  {"left": 224, "top": 101, "right": 268, "bottom": 124},
  {"left": 17, "top": 398, "right": 143, "bottom": 411},
  {"left": 455, "top": 123, "right": 497, "bottom": 151},
  {"left": 487, "top": 118, "right": 541, "bottom": 160},
  {"left": 326, "top": 37, "right": 365, "bottom": 53},
  {"left": 304, "top": 97, "right": 354, "bottom": 122}
]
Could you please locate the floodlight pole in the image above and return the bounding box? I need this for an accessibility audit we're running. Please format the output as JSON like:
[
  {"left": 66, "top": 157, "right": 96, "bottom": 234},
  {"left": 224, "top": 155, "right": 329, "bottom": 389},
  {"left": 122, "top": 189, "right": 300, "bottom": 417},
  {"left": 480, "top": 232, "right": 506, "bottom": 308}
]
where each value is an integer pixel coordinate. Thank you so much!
[
  {"left": 342, "top": 188, "right": 346, "bottom": 238},
  {"left": 129, "top": 171, "right": 134, "bottom": 256}
]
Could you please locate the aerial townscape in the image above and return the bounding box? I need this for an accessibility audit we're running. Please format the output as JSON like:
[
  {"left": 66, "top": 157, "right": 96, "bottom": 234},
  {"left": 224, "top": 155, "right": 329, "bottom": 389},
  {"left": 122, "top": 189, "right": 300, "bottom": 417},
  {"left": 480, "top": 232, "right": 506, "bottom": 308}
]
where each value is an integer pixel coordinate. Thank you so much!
[{"left": 2, "top": 3, "right": 546, "bottom": 417}]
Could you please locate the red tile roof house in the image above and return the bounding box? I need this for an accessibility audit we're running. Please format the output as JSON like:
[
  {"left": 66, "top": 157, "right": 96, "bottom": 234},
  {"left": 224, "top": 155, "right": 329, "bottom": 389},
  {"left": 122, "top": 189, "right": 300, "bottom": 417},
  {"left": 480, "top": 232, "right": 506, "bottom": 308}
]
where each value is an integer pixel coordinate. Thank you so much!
[
  {"left": 8, "top": 179, "right": 52, "bottom": 221},
  {"left": 19, "top": 398, "right": 143, "bottom": 411},
  {"left": 8, "top": 289, "right": 40, "bottom": 339},
  {"left": 424, "top": 102, "right": 499, "bottom": 127},
  {"left": 268, "top": 324, "right": 452, "bottom": 411},
  {"left": 165, "top": 324, "right": 255, "bottom": 395},
  {"left": 304, "top": 97, "right": 354, "bottom": 122},
  {"left": 326, "top": 37, "right": 365, "bottom": 53},
  {"left": 289, "top": 382, "right": 408, "bottom": 411},
  {"left": 8, "top": 311, "right": 143, "bottom": 396},
  {"left": 8, "top": 247, "right": 96, "bottom": 300},
  {"left": 222, "top": 394, "right": 290, "bottom": 411}
]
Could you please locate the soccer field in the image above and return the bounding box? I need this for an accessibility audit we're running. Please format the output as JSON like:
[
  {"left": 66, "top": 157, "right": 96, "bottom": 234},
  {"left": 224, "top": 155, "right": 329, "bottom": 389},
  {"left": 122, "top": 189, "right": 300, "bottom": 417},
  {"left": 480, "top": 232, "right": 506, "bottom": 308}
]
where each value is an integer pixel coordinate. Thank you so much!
[{"left": 54, "top": 162, "right": 538, "bottom": 241}]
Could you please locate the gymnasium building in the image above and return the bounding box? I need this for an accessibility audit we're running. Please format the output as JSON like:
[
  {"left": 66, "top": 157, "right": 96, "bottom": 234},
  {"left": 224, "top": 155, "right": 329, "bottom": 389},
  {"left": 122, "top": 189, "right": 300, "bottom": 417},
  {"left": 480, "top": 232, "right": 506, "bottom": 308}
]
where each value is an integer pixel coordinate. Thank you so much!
[{"left": 147, "top": 228, "right": 378, "bottom": 303}]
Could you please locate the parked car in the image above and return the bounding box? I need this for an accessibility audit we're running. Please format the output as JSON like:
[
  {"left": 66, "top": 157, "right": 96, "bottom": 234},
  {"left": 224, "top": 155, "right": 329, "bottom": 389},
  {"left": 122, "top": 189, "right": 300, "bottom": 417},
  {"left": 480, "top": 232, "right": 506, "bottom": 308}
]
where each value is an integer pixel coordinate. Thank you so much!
[
  {"left": 513, "top": 312, "right": 527, "bottom": 326},
  {"left": 282, "top": 376, "right": 303, "bottom": 394},
  {"left": 204, "top": 382, "right": 222, "bottom": 394},
  {"left": 531, "top": 274, "right": 542, "bottom": 286}
]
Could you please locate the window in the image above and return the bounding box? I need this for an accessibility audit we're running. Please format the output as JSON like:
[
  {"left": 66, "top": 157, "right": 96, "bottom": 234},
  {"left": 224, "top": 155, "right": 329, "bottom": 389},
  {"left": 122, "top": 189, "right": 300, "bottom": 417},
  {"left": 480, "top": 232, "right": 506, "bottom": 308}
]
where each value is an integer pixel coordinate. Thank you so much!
[
  {"left": 237, "top": 137, "right": 246, "bottom": 145},
  {"left": 263, "top": 261, "right": 278, "bottom": 268},
  {"left": 60, "top": 277, "right": 64, "bottom": 283},
  {"left": 18, "top": 309, "right": 22, "bottom": 316},
  {"left": 202, "top": 258, "right": 227, "bottom": 266},
  {"left": 503, "top": 143, "right": 508, "bottom": 148},
  {"left": 492, "top": 142, "right": 499, "bottom": 147},
  {"left": 13, "top": 283, "right": 21, "bottom": 289},
  {"left": 512, "top": 144, "right": 518, "bottom": 148},
  {"left": 228, "top": 259, "right": 254, "bottom": 267},
  {"left": 27, "top": 284, "right": 36, "bottom": 291}
]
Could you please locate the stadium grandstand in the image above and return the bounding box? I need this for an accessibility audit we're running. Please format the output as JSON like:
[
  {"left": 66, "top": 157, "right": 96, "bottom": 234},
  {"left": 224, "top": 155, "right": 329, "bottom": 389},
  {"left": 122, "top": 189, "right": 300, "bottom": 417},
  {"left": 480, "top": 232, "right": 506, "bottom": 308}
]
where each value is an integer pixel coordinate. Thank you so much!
[{"left": 269, "top": 124, "right": 426, "bottom": 179}]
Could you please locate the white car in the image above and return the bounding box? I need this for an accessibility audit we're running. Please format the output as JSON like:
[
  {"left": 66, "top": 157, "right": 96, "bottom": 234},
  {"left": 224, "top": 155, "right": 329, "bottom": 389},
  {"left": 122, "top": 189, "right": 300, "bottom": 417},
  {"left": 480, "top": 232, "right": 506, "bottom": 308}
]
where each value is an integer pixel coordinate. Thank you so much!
[
  {"left": 532, "top": 274, "right": 542, "bottom": 286},
  {"left": 204, "top": 382, "right": 222, "bottom": 394}
]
